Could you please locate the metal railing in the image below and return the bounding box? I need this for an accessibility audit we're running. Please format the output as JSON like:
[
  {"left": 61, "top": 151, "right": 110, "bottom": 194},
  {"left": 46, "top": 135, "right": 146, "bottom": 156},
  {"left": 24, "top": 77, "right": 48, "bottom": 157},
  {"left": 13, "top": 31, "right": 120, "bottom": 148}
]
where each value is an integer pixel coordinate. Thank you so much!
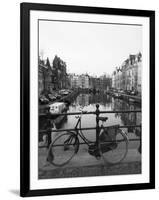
[{"left": 39, "top": 104, "right": 141, "bottom": 148}]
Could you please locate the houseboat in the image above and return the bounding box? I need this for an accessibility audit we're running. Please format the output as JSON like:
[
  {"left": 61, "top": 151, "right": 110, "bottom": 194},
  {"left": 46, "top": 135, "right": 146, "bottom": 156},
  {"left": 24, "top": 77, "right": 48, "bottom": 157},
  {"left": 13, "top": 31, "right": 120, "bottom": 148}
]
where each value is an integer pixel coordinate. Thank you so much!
[{"left": 49, "top": 102, "right": 68, "bottom": 125}]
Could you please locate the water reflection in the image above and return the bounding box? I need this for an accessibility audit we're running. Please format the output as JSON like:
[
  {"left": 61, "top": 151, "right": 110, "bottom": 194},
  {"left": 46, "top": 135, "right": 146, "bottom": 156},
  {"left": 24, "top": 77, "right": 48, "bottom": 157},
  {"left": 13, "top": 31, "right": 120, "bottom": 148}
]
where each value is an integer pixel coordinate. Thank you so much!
[
  {"left": 75, "top": 93, "right": 89, "bottom": 107},
  {"left": 113, "top": 99, "right": 141, "bottom": 124},
  {"left": 39, "top": 92, "right": 141, "bottom": 144}
]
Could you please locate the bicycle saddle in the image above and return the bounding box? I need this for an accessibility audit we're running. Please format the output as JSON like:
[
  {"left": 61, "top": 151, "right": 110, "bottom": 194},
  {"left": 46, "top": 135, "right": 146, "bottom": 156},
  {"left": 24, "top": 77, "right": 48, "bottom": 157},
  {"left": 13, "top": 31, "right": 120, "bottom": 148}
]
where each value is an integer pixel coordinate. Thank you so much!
[{"left": 97, "top": 117, "right": 108, "bottom": 122}]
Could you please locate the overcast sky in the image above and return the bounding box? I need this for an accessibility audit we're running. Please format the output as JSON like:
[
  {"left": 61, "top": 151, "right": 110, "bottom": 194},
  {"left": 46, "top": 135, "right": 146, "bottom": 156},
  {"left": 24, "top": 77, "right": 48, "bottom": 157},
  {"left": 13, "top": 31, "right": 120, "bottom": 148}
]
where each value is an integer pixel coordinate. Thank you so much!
[{"left": 39, "top": 20, "right": 142, "bottom": 76}]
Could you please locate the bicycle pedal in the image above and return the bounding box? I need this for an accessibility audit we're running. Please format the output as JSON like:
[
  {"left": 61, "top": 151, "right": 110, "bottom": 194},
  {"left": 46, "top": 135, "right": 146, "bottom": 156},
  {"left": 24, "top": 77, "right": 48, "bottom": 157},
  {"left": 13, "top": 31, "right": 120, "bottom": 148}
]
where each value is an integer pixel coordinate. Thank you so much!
[
  {"left": 64, "top": 145, "right": 69, "bottom": 151},
  {"left": 109, "top": 143, "right": 118, "bottom": 150},
  {"left": 88, "top": 148, "right": 101, "bottom": 159},
  {"left": 47, "top": 152, "right": 54, "bottom": 162},
  {"left": 95, "top": 155, "right": 101, "bottom": 160}
]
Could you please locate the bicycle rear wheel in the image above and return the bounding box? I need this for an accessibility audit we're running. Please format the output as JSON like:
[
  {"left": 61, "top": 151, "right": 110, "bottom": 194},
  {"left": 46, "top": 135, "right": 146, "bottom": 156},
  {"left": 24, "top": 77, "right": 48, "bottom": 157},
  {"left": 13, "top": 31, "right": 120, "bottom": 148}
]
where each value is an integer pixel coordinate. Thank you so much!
[
  {"left": 47, "top": 132, "right": 79, "bottom": 167},
  {"left": 99, "top": 129, "right": 128, "bottom": 164}
]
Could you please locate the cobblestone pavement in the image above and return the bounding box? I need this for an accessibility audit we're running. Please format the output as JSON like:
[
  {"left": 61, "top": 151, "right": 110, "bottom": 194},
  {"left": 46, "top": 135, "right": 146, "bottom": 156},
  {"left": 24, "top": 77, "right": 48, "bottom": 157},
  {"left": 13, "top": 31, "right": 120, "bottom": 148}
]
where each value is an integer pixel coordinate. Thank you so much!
[
  {"left": 39, "top": 161, "right": 141, "bottom": 179},
  {"left": 38, "top": 141, "right": 141, "bottom": 179}
]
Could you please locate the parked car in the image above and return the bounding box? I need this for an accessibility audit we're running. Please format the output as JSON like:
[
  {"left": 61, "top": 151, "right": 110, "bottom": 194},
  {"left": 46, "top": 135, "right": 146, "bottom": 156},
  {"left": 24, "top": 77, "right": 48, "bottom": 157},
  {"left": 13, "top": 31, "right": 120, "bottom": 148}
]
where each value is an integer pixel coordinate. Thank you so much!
[
  {"left": 126, "top": 90, "right": 131, "bottom": 95},
  {"left": 39, "top": 96, "right": 49, "bottom": 104},
  {"left": 119, "top": 90, "right": 125, "bottom": 94},
  {"left": 130, "top": 91, "right": 138, "bottom": 95},
  {"left": 59, "top": 89, "right": 65, "bottom": 95},
  {"left": 48, "top": 94, "right": 56, "bottom": 101},
  {"left": 62, "top": 91, "right": 69, "bottom": 96},
  {"left": 114, "top": 93, "right": 120, "bottom": 98},
  {"left": 59, "top": 89, "right": 70, "bottom": 96},
  {"left": 55, "top": 94, "right": 61, "bottom": 99},
  {"left": 68, "top": 90, "right": 72, "bottom": 93}
]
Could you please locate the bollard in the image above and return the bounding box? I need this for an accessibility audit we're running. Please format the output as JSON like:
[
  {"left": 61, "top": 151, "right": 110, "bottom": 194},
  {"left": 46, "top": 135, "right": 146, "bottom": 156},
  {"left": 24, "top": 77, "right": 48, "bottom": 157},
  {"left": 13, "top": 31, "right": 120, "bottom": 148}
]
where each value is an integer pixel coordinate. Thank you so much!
[
  {"left": 138, "top": 124, "right": 142, "bottom": 154},
  {"left": 96, "top": 104, "right": 100, "bottom": 145}
]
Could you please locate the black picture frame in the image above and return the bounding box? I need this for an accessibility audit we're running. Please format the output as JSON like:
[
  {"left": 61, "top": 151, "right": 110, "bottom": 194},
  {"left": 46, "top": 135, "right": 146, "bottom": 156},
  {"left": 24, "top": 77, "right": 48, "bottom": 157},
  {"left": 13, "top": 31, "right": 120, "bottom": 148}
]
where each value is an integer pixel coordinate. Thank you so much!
[{"left": 20, "top": 2, "right": 155, "bottom": 197}]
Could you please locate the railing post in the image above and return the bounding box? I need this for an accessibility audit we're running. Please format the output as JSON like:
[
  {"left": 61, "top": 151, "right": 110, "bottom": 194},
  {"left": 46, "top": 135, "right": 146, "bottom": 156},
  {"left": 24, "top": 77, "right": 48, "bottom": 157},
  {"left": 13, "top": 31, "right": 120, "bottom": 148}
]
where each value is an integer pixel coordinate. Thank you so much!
[
  {"left": 47, "top": 119, "right": 52, "bottom": 148},
  {"left": 96, "top": 104, "right": 100, "bottom": 145}
]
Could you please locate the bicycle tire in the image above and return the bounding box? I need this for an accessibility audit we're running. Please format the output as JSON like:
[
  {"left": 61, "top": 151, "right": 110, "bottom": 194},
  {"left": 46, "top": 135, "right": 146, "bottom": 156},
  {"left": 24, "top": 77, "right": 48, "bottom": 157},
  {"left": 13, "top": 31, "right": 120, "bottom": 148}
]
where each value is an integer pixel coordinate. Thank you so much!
[
  {"left": 47, "top": 131, "right": 79, "bottom": 167},
  {"left": 99, "top": 128, "right": 128, "bottom": 164}
]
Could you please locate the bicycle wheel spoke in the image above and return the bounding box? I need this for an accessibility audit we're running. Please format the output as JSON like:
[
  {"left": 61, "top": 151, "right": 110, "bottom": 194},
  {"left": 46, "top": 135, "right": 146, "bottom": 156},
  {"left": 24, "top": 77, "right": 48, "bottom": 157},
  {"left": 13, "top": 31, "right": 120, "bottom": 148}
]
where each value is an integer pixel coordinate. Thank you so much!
[
  {"left": 99, "top": 130, "right": 128, "bottom": 164},
  {"left": 48, "top": 132, "right": 79, "bottom": 167}
]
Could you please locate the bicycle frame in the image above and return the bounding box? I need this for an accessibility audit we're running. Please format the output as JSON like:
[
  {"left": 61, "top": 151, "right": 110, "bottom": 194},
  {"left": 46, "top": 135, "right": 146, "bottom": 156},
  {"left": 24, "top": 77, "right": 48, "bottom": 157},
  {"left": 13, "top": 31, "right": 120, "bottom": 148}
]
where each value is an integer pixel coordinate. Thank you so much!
[
  {"left": 47, "top": 111, "right": 129, "bottom": 167},
  {"left": 70, "top": 111, "right": 128, "bottom": 148},
  {"left": 73, "top": 112, "right": 93, "bottom": 145}
]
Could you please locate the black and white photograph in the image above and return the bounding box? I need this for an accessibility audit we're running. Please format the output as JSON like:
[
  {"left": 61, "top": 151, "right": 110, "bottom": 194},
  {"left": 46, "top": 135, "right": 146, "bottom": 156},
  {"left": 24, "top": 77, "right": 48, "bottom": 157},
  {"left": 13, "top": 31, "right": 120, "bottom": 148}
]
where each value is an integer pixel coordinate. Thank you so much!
[
  {"left": 20, "top": 3, "right": 155, "bottom": 196},
  {"left": 38, "top": 18, "right": 142, "bottom": 179}
]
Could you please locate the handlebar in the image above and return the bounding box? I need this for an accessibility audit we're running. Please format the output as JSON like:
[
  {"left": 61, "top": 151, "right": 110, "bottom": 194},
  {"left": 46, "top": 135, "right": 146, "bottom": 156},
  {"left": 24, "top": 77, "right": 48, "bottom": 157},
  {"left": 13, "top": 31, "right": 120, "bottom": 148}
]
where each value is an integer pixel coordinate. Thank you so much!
[
  {"left": 82, "top": 111, "right": 87, "bottom": 114},
  {"left": 97, "top": 116, "right": 108, "bottom": 122},
  {"left": 75, "top": 110, "right": 87, "bottom": 119}
]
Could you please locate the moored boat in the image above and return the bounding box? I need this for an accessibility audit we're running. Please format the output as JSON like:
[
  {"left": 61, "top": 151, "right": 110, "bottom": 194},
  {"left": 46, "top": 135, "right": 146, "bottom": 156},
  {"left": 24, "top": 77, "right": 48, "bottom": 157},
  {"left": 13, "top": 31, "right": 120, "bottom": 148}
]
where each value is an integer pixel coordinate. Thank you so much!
[
  {"left": 49, "top": 102, "right": 67, "bottom": 114},
  {"left": 49, "top": 102, "right": 68, "bottom": 126}
]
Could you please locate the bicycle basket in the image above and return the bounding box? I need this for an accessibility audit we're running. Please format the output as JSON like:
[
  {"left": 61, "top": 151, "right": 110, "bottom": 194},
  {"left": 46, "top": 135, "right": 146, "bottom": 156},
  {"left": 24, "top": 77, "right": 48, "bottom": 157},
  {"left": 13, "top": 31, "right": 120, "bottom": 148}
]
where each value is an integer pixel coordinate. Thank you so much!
[{"left": 99, "top": 125, "right": 119, "bottom": 153}]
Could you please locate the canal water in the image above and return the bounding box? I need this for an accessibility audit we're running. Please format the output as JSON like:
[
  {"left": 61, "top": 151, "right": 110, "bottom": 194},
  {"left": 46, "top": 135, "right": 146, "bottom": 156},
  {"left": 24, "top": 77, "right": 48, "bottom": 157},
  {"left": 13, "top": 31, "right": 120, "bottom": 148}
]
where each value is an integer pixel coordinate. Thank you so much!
[{"left": 39, "top": 92, "right": 141, "bottom": 145}]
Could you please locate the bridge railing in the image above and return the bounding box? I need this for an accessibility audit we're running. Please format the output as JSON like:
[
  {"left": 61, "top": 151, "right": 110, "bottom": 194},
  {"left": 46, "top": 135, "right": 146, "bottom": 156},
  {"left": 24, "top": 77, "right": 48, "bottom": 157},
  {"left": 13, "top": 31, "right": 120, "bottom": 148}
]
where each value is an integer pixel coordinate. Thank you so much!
[{"left": 39, "top": 104, "right": 141, "bottom": 149}]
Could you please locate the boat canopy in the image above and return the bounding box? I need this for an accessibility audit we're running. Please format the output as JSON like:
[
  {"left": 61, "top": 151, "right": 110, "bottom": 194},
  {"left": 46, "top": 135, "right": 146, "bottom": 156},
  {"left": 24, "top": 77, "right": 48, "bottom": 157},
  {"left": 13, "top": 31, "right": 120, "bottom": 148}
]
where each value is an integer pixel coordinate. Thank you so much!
[{"left": 49, "top": 102, "right": 66, "bottom": 114}]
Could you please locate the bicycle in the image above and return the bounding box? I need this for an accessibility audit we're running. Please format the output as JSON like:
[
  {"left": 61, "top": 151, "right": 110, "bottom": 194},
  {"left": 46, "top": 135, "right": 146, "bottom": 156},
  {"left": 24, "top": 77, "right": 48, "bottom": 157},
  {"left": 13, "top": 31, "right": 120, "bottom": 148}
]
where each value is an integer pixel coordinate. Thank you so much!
[{"left": 46, "top": 109, "right": 129, "bottom": 167}]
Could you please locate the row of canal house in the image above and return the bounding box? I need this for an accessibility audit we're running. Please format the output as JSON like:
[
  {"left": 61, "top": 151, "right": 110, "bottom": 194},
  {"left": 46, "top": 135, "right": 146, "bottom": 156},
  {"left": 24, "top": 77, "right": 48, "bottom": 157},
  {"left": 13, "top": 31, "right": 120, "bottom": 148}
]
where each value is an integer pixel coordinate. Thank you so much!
[
  {"left": 39, "top": 57, "right": 53, "bottom": 96},
  {"left": 68, "top": 74, "right": 90, "bottom": 89},
  {"left": 68, "top": 73, "right": 112, "bottom": 91},
  {"left": 89, "top": 75, "right": 112, "bottom": 91},
  {"left": 38, "top": 55, "right": 68, "bottom": 96},
  {"left": 112, "top": 52, "right": 142, "bottom": 95}
]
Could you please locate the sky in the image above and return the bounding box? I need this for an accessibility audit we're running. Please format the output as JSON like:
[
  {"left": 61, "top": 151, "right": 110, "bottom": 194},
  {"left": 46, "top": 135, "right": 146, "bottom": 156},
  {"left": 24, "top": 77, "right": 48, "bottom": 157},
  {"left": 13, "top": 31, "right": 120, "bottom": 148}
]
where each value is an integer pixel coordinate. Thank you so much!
[{"left": 39, "top": 20, "right": 142, "bottom": 77}]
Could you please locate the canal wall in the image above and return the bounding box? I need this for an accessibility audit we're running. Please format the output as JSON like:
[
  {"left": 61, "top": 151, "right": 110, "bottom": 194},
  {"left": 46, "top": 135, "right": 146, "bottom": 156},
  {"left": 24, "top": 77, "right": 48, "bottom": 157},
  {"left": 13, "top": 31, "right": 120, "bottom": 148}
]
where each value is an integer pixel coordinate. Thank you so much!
[{"left": 107, "top": 91, "right": 141, "bottom": 104}]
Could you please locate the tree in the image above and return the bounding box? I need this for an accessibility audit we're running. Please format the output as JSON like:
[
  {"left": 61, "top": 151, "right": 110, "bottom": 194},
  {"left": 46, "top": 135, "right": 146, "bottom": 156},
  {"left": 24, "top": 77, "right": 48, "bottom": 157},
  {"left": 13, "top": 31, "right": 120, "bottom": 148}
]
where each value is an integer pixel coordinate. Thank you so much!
[
  {"left": 53, "top": 55, "right": 60, "bottom": 69},
  {"left": 46, "top": 57, "right": 51, "bottom": 68}
]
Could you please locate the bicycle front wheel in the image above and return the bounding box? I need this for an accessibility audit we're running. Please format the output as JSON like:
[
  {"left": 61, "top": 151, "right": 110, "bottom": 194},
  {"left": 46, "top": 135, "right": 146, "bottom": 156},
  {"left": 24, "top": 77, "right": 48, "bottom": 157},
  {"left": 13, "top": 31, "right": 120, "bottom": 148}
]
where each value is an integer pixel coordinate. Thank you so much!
[
  {"left": 47, "top": 132, "right": 79, "bottom": 167},
  {"left": 99, "top": 129, "right": 128, "bottom": 164}
]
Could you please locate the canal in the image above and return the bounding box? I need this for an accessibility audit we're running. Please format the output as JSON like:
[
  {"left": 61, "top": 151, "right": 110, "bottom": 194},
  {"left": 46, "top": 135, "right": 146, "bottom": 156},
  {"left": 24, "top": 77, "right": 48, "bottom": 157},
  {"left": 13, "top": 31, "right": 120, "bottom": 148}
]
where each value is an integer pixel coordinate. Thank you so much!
[{"left": 39, "top": 92, "right": 141, "bottom": 147}]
